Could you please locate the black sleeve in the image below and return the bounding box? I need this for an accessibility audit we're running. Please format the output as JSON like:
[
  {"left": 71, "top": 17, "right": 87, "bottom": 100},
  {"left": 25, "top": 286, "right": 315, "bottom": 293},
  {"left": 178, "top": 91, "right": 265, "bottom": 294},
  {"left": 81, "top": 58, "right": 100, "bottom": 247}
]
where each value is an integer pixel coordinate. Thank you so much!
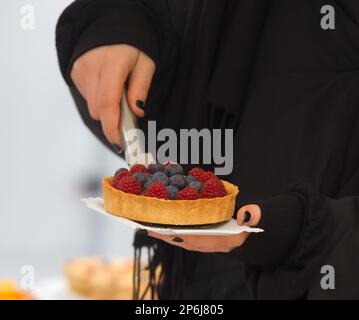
[
  {"left": 56, "top": 0, "right": 176, "bottom": 84},
  {"left": 230, "top": 192, "right": 305, "bottom": 267},
  {"left": 227, "top": 121, "right": 359, "bottom": 299},
  {"left": 226, "top": 183, "right": 359, "bottom": 299},
  {"left": 336, "top": 0, "right": 359, "bottom": 25},
  {"left": 55, "top": 0, "right": 178, "bottom": 152}
]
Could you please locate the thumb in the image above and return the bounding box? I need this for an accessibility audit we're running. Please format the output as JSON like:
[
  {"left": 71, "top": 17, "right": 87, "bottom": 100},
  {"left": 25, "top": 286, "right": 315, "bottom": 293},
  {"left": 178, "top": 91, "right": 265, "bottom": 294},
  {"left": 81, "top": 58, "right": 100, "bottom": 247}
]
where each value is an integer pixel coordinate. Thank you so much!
[
  {"left": 237, "top": 204, "right": 262, "bottom": 227},
  {"left": 127, "top": 52, "right": 156, "bottom": 118}
]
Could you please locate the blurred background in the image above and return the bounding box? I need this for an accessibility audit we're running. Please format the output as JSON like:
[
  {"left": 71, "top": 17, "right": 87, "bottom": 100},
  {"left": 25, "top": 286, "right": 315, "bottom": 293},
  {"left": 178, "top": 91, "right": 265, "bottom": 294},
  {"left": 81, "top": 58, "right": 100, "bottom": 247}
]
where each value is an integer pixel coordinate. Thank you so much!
[{"left": 0, "top": 0, "right": 133, "bottom": 289}]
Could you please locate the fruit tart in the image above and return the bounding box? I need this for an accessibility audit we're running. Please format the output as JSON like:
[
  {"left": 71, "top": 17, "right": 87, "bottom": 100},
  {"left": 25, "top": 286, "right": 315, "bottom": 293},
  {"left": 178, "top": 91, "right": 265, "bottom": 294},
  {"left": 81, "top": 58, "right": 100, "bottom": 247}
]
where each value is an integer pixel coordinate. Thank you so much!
[{"left": 102, "top": 163, "right": 239, "bottom": 226}]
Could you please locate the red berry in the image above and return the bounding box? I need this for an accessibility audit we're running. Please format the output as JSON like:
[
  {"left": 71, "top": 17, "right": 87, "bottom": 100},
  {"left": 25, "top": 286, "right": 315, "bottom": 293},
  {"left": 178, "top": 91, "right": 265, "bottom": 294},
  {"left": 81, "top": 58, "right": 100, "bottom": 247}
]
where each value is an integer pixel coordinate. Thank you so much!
[
  {"left": 198, "top": 171, "right": 217, "bottom": 183},
  {"left": 130, "top": 164, "right": 149, "bottom": 175},
  {"left": 188, "top": 168, "right": 218, "bottom": 183},
  {"left": 114, "top": 175, "right": 142, "bottom": 195},
  {"left": 201, "top": 178, "right": 227, "bottom": 199},
  {"left": 114, "top": 168, "right": 130, "bottom": 180},
  {"left": 176, "top": 187, "right": 200, "bottom": 200},
  {"left": 188, "top": 168, "right": 205, "bottom": 181},
  {"left": 113, "top": 172, "right": 131, "bottom": 189},
  {"left": 145, "top": 182, "right": 169, "bottom": 199}
]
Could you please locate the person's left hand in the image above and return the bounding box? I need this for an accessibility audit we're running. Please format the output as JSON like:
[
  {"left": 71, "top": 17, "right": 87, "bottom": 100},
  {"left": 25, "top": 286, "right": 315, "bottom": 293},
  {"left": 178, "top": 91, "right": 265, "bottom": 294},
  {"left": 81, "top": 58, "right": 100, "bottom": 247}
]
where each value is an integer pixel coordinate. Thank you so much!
[{"left": 148, "top": 204, "right": 261, "bottom": 253}]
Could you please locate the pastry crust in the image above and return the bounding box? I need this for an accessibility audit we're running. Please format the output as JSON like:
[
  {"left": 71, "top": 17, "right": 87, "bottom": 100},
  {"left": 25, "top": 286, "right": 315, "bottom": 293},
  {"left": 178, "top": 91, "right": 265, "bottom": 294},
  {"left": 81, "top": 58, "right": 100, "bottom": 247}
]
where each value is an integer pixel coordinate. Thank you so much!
[{"left": 103, "top": 177, "right": 239, "bottom": 225}]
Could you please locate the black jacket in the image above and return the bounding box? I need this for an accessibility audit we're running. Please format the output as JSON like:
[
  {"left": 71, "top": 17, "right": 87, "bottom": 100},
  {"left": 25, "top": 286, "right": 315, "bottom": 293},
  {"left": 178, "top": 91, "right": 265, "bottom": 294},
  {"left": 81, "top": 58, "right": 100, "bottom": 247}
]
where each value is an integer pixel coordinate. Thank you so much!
[{"left": 56, "top": 0, "right": 359, "bottom": 299}]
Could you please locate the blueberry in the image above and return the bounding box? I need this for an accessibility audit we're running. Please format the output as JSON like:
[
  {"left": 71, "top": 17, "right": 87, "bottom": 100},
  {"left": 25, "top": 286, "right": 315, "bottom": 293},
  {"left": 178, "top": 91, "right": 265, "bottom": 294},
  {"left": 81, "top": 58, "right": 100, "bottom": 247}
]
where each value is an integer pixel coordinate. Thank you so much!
[
  {"left": 169, "top": 174, "right": 186, "bottom": 189},
  {"left": 114, "top": 168, "right": 129, "bottom": 178},
  {"left": 153, "top": 171, "right": 167, "bottom": 179},
  {"left": 165, "top": 164, "right": 184, "bottom": 177},
  {"left": 185, "top": 175, "right": 196, "bottom": 185},
  {"left": 152, "top": 171, "right": 169, "bottom": 186},
  {"left": 166, "top": 186, "right": 179, "bottom": 200},
  {"left": 189, "top": 181, "right": 202, "bottom": 192},
  {"left": 158, "top": 177, "right": 169, "bottom": 186},
  {"left": 148, "top": 163, "right": 165, "bottom": 174},
  {"left": 143, "top": 180, "right": 153, "bottom": 192},
  {"left": 133, "top": 173, "right": 150, "bottom": 186}
]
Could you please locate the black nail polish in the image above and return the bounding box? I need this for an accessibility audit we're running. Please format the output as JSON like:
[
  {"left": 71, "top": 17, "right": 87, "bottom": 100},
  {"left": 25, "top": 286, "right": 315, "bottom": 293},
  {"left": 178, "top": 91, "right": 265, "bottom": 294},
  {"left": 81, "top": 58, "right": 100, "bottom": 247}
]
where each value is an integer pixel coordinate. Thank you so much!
[
  {"left": 243, "top": 211, "right": 251, "bottom": 224},
  {"left": 112, "top": 144, "right": 122, "bottom": 154},
  {"left": 136, "top": 229, "right": 148, "bottom": 235},
  {"left": 136, "top": 100, "right": 145, "bottom": 110},
  {"left": 172, "top": 237, "right": 183, "bottom": 243}
]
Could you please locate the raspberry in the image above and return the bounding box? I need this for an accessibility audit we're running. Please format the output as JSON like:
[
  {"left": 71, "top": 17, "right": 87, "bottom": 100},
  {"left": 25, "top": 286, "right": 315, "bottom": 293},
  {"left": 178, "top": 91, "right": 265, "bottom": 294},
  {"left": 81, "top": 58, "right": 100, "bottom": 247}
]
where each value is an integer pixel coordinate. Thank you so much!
[
  {"left": 188, "top": 168, "right": 205, "bottom": 181},
  {"left": 201, "top": 178, "right": 227, "bottom": 199},
  {"left": 114, "top": 168, "right": 130, "bottom": 180},
  {"left": 188, "top": 168, "right": 217, "bottom": 183},
  {"left": 145, "top": 182, "right": 169, "bottom": 199},
  {"left": 198, "top": 171, "right": 217, "bottom": 183},
  {"left": 130, "top": 164, "right": 149, "bottom": 175},
  {"left": 113, "top": 169, "right": 131, "bottom": 188},
  {"left": 176, "top": 187, "right": 200, "bottom": 200},
  {"left": 114, "top": 175, "right": 142, "bottom": 195}
]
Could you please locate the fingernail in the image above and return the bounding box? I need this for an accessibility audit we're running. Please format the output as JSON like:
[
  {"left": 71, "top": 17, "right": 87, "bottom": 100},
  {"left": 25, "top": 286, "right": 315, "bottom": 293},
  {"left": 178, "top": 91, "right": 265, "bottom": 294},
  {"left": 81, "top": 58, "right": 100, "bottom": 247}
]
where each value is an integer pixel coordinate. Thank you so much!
[
  {"left": 172, "top": 237, "right": 183, "bottom": 243},
  {"left": 243, "top": 211, "right": 251, "bottom": 224},
  {"left": 136, "top": 229, "right": 148, "bottom": 235},
  {"left": 136, "top": 100, "right": 145, "bottom": 110},
  {"left": 112, "top": 144, "right": 122, "bottom": 154}
]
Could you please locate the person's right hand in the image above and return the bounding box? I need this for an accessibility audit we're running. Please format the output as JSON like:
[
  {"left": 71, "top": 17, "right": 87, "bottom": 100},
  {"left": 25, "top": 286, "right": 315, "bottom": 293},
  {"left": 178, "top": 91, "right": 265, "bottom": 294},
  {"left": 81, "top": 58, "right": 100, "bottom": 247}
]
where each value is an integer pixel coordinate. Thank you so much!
[{"left": 71, "top": 44, "right": 156, "bottom": 149}]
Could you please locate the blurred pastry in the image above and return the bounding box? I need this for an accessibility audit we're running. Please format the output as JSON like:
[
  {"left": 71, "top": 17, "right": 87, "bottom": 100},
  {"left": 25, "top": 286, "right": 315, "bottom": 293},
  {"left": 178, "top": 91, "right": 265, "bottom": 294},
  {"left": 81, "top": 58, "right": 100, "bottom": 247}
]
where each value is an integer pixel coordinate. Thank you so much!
[
  {"left": 63, "top": 257, "right": 104, "bottom": 297},
  {"left": 64, "top": 257, "right": 152, "bottom": 300}
]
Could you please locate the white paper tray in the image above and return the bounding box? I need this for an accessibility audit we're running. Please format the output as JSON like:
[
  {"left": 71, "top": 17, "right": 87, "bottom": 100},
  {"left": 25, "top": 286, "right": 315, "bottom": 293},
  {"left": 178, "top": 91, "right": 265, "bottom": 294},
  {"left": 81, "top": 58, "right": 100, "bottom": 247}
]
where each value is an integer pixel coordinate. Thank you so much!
[{"left": 82, "top": 198, "right": 263, "bottom": 236}]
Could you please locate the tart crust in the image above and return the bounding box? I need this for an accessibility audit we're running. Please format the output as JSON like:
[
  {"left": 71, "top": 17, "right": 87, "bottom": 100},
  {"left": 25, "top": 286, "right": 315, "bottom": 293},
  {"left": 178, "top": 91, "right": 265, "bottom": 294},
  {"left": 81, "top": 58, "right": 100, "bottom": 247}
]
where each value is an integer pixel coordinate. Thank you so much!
[{"left": 102, "top": 177, "right": 239, "bottom": 226}]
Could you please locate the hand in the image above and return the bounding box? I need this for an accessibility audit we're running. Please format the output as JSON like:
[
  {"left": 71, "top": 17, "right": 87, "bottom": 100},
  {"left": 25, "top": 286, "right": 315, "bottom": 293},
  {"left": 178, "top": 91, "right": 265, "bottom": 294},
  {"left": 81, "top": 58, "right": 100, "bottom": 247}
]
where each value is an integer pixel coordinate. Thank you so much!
[
  {"left": 148, "top": 204, "right": 261, "bottom": 253},
  {"left": 71, "top": 44, "right": 156, "bottom": 148}
]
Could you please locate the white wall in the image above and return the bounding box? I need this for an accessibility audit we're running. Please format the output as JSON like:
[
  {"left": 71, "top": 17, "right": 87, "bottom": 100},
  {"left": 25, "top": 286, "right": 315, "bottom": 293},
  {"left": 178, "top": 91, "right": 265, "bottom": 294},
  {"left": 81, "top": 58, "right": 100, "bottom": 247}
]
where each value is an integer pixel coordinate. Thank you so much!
[{"left": 0, "top": 0, "right": 133, "bottom": 280}]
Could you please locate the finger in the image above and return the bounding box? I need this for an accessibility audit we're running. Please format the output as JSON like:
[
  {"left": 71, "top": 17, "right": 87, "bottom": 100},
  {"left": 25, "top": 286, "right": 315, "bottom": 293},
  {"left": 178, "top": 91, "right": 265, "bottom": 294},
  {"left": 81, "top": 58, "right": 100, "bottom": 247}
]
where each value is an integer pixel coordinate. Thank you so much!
[
  {"left": 84, "top": 73, "right": 100, "bottom": 120},
  {"left": 70, "top": 45, "right": 107, "bottom": 97},
  {"left": 148, "top": 232, "right": 186, "bottom": 248},
  {"left": 70, "top": 61, "right": 86, "bottom": 98},
  {"left": 236, "top": 204, "right": 262, "bottom": 227},
  {"left": 147, "top": 232, "right": 221, "bottom": 252},
  {"left": 148, "top": 232, "right": 201, "bottom": 244},
  {"left": 147, "top": 232, "right": 177, "bottom": 242},
  {"left": 97, "top": 62, "right": 128, "bottom": 146},
  {"left": 127, "top": 52, "right": 156, "bottom": 117}
]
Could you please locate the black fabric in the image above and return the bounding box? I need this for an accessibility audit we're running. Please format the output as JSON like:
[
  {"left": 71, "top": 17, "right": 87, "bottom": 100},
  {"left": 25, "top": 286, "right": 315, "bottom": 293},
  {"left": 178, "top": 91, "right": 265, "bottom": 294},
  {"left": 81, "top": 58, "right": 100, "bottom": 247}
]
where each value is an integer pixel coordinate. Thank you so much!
[
  {"left": 228, "top": 193, "right": 305, "bottom": 267},
  {"left": 56, "top": 0, "right": 359, "bottom": 299}
]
